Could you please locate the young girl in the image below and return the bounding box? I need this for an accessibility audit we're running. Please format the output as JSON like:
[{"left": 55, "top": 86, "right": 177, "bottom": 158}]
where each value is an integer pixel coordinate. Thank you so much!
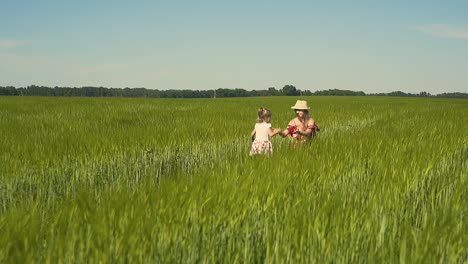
[{"left": 250, "top": 107, "right": 283, "bottom": 156}]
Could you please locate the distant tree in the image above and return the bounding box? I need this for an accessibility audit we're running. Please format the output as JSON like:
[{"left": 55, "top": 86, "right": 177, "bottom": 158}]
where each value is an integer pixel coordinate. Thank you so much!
[
  {"left": 388, "top": 91, "right": 408, "bottom": 97},
  {"left": 300, "top": 90, "right": 313, "bottom": 96},
  {"left": 268, "top": 87, "right": 279, "bottom": 96},
  {"left": 26, "top": 85, "right": 51, "bottom": 96},
  {"left": 282, "top": 85, "right": 300, "bottom": 96},
  {"left": 0, "top": 86, "right": 17, "bottom": 95},
  {"left": 418, "top": 91, "right": 431, "bottom": 97},
  {"left": 436, "top": 92, "right": 468, "bottom": 98},
  {"left": 81, "top": 86, "right": 99, "bottom": 97},
  {"left": 313, "top": 89, "right": 365, "bottom": 96}
]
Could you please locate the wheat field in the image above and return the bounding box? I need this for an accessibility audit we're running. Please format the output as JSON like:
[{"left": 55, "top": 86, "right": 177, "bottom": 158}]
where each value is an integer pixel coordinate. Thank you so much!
[{"left": 0, "top": 96, "right": 466, "bottom": 263}]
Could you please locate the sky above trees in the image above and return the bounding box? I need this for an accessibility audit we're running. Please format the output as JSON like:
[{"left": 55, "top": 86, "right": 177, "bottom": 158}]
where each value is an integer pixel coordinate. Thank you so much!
[{"left": 1, "top": 1, "right": 468, "bottom": 94}]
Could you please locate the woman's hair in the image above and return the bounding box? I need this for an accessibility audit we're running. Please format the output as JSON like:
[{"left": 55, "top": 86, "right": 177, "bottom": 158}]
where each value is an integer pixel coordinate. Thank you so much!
[
  {"left": 295, "top": 109, "right": 310, "bottom": 127},
  {"left": 257, "top": 107, "right": 272, "bottom": 123},
  {"left": 296, "top": 109, "right": 309, "bottom": 117}
]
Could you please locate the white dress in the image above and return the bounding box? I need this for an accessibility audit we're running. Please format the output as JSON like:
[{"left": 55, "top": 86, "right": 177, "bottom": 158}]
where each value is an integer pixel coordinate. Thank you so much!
[{"left": 250, "top": 122, "right": 273, "bottom": 155}]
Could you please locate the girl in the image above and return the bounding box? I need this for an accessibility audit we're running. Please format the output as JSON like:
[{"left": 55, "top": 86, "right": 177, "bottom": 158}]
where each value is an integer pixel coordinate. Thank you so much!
[{"left": 250, "top": 107, "right": 282, "bottom": 155}]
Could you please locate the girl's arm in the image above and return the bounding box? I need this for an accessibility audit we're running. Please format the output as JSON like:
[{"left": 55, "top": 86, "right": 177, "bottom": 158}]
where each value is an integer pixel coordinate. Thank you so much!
[
  {"left": 268, "top": 128, "right": 282, "bottom": 137},
  {"left": 251, "top": 129, "right": 256, "bottom": 141}
]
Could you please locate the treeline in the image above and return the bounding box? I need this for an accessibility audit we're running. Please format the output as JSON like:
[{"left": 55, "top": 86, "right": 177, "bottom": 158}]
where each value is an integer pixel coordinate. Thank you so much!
[
  {"left": 0, "top": 85, "right": 361, "bottom": 97},
  {"left": 369, "top": 91, "right": 468, "bottom": 98},
  {"left": 0, "top": 85, "right": 467, "bottom": 98}
]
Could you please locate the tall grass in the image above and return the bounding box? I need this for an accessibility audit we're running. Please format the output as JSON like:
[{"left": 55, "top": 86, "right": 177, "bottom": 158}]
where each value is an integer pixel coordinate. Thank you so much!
[{"left": 0, "top": 96, "right": 466, "bottom": 263}]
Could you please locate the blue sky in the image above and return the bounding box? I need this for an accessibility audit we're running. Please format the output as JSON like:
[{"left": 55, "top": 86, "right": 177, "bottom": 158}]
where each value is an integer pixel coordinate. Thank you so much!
[{"left": 1, "top": 1, "right": 467, "bottom": 94}]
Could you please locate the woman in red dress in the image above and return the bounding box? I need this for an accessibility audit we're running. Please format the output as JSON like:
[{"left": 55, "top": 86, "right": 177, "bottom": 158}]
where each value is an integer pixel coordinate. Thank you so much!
[{"left": 281, "top": 100, "right": 319, "bottom": 144}]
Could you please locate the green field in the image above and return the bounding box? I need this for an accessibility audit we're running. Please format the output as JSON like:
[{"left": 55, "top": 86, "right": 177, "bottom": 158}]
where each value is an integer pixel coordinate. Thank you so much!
[{"left": 0, "top": 96, "right": 466, "bottom": 263}]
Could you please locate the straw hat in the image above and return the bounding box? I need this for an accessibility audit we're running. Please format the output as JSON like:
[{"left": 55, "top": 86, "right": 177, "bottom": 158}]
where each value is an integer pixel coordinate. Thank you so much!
[{"left": 291, "top": 100, "right": 310, "bottom": 110}]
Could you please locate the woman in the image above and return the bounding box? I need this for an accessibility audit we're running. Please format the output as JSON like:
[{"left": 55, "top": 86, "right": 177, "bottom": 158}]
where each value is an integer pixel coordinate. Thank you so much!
[{"left": 281, "top": 100, "right": 319, "bottom": 143}]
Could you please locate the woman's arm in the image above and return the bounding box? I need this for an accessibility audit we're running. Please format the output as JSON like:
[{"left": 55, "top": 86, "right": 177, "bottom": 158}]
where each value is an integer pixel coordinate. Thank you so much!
[
  {"left": 251, "top": 129, "right": 256, "bottom": 141},
  {"left": 280, "top": 119, "right": 296, "bottom": 137}
]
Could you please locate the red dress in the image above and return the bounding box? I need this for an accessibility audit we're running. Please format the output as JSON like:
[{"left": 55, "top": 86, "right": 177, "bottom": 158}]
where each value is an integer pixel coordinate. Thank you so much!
[{"left": 287, "top": 118, "right": 320, "bottom": 142}]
